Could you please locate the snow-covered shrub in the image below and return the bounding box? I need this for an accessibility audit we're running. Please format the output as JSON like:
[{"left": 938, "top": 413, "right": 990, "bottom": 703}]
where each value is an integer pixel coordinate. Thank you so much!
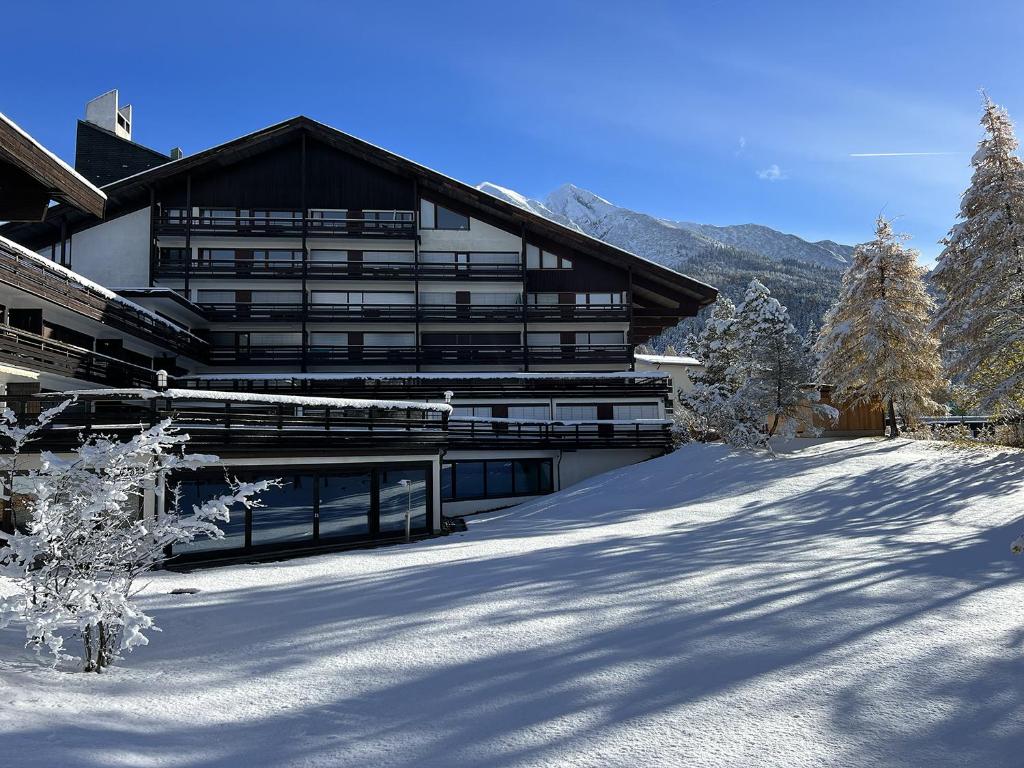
[{"left": 0, "top": 403, "right": 275, "bottom": 672}]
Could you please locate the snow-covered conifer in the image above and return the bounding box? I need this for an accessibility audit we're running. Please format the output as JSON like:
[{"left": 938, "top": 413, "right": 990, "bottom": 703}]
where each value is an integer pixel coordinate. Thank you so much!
[
  {"left": 934, "top": 96, "right": 1024, "bottom": 409},
  {"left": 816, "top": 217, "right": 946, "bottom": 437},
  {"left": 730, "top": 280, "right": 833, "bottom": 438},
  {"left": 0, "top": 409, "right": 275, "bottom": 671}
]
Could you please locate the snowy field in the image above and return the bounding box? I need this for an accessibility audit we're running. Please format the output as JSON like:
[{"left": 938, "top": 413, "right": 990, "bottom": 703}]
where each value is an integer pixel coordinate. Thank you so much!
[{"left": 3, "top": 438, "right": 1024, "bottom": 767}]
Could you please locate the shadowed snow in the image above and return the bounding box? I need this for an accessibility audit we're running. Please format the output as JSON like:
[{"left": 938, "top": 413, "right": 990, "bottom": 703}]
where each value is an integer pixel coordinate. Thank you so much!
[{"left": 1, "top": 439, "right": 1022, "bottom": 767}]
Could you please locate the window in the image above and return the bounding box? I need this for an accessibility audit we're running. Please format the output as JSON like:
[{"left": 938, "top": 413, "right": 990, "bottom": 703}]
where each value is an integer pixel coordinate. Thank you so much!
[
  {"left": 613, "top": 403, "right": 660, "bottom": 420},
  {"left": 527, "top": 332, "right": 561, "bottom": 346},
  {"left": 171, "top": 478, "right": 246, "bottom": 553},
  {"left": 364, "top": 332, "right": 415, "bottom": 346},
  {"left": 250, "top": 332, "right": 302, "bottom": 346},
  {"left": 526, "top": 244, "right": 572, "bottom": 270},
  {"left": 419, "top": 200, "right": 469, "bottom": 230},
  {"left": 251, "top": 475, "right": 315, "bottom": 546},
  {"left": 508, "top": 404, "right": 550, "bottom": 420},
  {"left": 363, "top": 251, "right": 415, "bottom": 264},
  {"left": 451, "top": 405, "right": 493, "bottom": 418},
  {"left": 309, "top": 332, "right": 348, "bottom": 346},
  {"left": 576, "top": 331, "right": 625, "bottom": 345},
  {"left": 197, "top": 248, "right": 235, "bottom": 264},
  {"left": 196, "top": 290, "right": 235, "bottom": 304},
  {"left": 318, "top": 473, "right": 371, "bottom": 540},
  {"left": 378, "top": 468, "right": 428, "bottom": 533},
  {"left": 442, "top": 459, "right": 554, "bottom": 501},
  {"left": 251, "top": 291, "right": 302, "bottom": 304},
  {"left": 556, "top": 404, "right": 598, "bottom": 421},
  {"left": 309, "top": 249, "right": 348, "bottom": 262},
  {"left": 575, "top": 292, "right": 624, "bottom": 306}
]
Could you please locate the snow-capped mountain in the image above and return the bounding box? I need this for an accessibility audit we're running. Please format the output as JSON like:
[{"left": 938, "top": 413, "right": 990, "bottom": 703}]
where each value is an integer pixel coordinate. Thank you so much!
[
  {"left": 477, "top": 182, "right": 853, "bottom": 271},
  {"left": 476, "top": 182, "right": 851, "bottom": 346}
]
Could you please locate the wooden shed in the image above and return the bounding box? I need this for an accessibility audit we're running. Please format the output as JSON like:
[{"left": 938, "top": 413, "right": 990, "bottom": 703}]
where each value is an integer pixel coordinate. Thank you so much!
[{"left": 798, "top": 386, "right": 885, "bottom": 437}]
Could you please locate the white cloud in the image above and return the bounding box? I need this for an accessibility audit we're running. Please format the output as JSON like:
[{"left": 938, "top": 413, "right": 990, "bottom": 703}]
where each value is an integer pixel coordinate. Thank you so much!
[{"left": 756, "top": 164, "right": 787, "bottom": 181}]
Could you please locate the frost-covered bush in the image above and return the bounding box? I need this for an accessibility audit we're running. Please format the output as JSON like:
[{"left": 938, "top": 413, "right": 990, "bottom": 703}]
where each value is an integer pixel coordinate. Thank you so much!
[{"left": 0, "top": 402, "right": 275, "bottom": 672}]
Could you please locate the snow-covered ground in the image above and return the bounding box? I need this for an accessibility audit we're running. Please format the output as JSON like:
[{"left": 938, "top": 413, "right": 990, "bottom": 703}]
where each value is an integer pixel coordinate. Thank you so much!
[{"left": 3, "top": 438, "right": 1023, "bottom": 767}]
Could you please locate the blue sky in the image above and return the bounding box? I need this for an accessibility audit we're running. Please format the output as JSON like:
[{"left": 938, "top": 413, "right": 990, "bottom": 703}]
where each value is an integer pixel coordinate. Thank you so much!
[{"left": 4, "top": 1, "right": 1022, "bottom": 263}]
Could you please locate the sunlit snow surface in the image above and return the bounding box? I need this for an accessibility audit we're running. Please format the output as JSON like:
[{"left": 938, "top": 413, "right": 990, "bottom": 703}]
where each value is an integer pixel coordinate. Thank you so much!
[{"left": 2, "top": 439, "right": 1023, "bottom": 767}]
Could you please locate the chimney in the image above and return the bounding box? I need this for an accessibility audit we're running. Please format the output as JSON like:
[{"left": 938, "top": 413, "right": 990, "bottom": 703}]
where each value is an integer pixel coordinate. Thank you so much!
[
  {"left": 169, "top": 147, "right": 183, "bottom": 160},
  {"left": 84, "top": 89, "right": 132, "bottom": 139}
]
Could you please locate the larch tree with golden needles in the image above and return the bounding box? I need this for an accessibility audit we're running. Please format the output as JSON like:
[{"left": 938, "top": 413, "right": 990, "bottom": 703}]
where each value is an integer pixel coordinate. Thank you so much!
[
  {"left": 815, "top": 217, "right": 946, "bottom": 437},
  {"left": 933, "top": 95, "right": 1024, "bottom": 410}
]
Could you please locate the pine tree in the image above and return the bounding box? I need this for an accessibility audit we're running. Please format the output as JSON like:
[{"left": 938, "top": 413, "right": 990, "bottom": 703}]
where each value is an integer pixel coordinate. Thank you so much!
[
  {"left": 730, "top": 280, "right": 825, "bottom": 437},
  {"left": 816, "top": 217, "right": 946, "bottom": 437},
  {"left": 934, "top": 95, "right": 1024, "bottom": 409}
]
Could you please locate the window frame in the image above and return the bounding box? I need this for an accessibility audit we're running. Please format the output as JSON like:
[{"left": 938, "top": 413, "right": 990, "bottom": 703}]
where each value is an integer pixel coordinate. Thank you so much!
[{"left": 441, "top": 458, "right": 554, "bottom": 502}]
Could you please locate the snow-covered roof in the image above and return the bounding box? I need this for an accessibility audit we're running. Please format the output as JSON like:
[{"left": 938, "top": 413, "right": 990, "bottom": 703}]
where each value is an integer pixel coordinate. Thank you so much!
[
  {"left": 634, "top": 353, "right": 702, "bottom": 367},
  {"left": 0, "top": 112, "right": 107, "bottom": 201},
  {"left": 48, "top": 388, "right": 453, "bottom": 414},
  {"left": 179, "top": 370, "right": 670, "bottom": 382},
  {"left": 0, "top": 235, "right": 201, "bottom": 341}
]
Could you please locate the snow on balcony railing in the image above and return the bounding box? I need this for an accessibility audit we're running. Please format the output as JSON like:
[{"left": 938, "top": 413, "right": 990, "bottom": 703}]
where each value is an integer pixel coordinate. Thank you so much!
[{"left": 45, "top": 387, "right": 454, "bottom": 414}]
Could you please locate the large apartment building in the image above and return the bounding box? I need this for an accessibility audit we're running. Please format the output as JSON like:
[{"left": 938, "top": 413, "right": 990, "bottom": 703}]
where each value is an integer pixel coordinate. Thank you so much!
[{"left": 0, "top": 92, "right": 716, "bottom": 564}]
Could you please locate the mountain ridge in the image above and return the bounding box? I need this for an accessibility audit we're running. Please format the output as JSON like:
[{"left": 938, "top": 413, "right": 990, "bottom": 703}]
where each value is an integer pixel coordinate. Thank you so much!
[{"left": 475, "top": 181, "right": 849, "bottom": 348}]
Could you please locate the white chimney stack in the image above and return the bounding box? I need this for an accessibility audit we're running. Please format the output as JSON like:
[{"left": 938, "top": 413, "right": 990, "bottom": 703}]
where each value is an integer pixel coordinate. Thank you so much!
[{"left": 85, "top": 89, "right": 132, "bottom": 140}]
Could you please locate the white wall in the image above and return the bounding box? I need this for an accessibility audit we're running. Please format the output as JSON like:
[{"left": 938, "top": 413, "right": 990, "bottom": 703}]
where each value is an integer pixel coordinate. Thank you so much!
[
  {"left": 420, "top": 215, "right": 521, "bottom": 252},
  {"left": 68, "top": 207, "right": 151, "bottom": 287}
]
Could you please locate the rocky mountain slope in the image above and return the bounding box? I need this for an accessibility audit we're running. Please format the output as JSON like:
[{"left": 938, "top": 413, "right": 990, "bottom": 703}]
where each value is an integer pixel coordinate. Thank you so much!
[{"left": 477, "top": 182, "right": 850, "bottom": 348}]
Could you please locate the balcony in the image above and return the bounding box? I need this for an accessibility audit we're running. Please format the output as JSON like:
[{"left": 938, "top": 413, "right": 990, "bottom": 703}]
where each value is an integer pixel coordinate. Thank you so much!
[
  {"left": 152, "top": 256, "right": 527, "bottom": 282},
  {"left": 447, "top": 418, "right": 672, "bottom": 450},
  {"left": 19, "top": 391, "right": 447, "bottom": 455},
  {"left": 154, "top": 211, "right": 417, "bottom": 240},
  {"left": 199, "top": 303, "right": 418, "bottom": 323},
  {"left": 527, "top": 344, "right": 633, "bottom": 365},
  {"left": 209, "top": 345, "right": 419, "bottom": 366},
  {"left": 420, "top": 344, "right": 523, "bottom": 365},
  {"left": 0, "top": 325, "right": 158, "bottom": 387},
  {"left": 526, "top": 304, "right": 630, "bottom": 322},
  {"left": 417, "top": 304, "right": 523, "bottom": 322}
]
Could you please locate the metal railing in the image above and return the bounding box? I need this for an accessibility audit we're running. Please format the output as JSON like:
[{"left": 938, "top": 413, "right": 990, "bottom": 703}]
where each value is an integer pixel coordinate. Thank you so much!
[{"left": 155, "top": 212, "right": 417, "bottom": 239}]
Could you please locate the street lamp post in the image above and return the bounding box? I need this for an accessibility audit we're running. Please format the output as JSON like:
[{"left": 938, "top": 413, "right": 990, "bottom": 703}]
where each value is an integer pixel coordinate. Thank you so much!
[{"left": 398, "top": 479, "right": 412, "bottom": 543}]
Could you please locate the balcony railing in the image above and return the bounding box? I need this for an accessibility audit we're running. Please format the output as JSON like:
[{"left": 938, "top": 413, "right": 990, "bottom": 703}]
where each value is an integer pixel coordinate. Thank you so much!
[
  {"left": 209, "top": 345, "right": 419, "bottom": 366},
  {"left": 417, "top": 304, "right": 524, "bottom": 322},
  {"left": 152, "top": 257, "right": 523, "bottom": 281},
  {"left": 526, "top": 304, "right": 630, "bottom": 322},
  {"left": 155, "top": 212, "right": 417, "bottom": 239},
  {"left": 0, "top": 240, "right": 207, "bottom": 360},
  {"left": 447, "top": 418, "right": 672, "bottom": 450},
  {"left": 199, "top": 303, "right": 419, "bottom": 323},
  {"left": 0, "top": 326, "right": 158, "bottom": 388},
  {"left": 16, "top": 392, "right": 447, "bottom": 455},
  {"left": 527, "top": 344, "right": 633, "bottom": 364},
  {"left": 420, "top": 344, "right": 523, "bottom": 365}
]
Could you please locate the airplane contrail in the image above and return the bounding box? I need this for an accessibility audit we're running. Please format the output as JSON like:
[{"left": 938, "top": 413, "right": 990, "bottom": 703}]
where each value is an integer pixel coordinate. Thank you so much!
[{"left": 849, "top": 151, "right": 957, "bottom": 157}]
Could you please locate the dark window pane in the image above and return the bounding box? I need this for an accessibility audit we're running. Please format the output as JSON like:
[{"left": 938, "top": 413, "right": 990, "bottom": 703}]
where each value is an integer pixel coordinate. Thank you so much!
[
  {"left": 319, "top": 473, "right": 371, "bottom": 539},
  {"left": 379, "top": 468, "right": 428, "bottom": 534},
  {"left": 513, "top": 460, "right": 539, "bottom": 494},
  {"left": 172, "top": 479, "right": 246, "bottom": 554},
  {"left": 251, "top": 475, "right": 314, "bottom": 546},
  {"left": 486, "top": 461, "right": 514, "bottom": 497},
  {"left": 441, "top": 464, "right": 454, "bottom": 501},
  {"left": 435, "top": 205, "right": 469, "bottom": 230},
  {"left": 538, "top": 460, "right": 553, "bottom": 492},
  {"left": 454, "top": 462, "right": 485, "bottom": 499}
]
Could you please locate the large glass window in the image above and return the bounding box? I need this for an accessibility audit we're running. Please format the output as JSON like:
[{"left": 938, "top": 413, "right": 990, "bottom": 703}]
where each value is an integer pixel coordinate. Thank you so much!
[
  {"left": 251, "top": 475, "right": 315, "bottom": 546},
  {"left": 614, "top": 403, "right": 660, "bottom": 420},
  {"left": 378, "top": 468, "right": 428, "bottom": 534},
  {"left": 443, "top": 459, "right": 554, "bottom": 502},
  {"left": 319, "top": 473, "right": 371, "bottom": 540},
  {"left": 420, "top": 200, "right": 469, "bottom": 230},
  {"left": 556, "top": 404, "right": 599, "bottom": 421},
  {"left": 526, "top": 244, "right": 572, "bottom": 270},
  {"left": 172, "top": 478, "right": 247, "bottom": 554}
]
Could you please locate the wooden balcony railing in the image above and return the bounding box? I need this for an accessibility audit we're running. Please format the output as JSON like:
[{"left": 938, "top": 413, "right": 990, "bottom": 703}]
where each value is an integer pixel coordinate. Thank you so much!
[
  {"left": 446, "top": 418, "right": 672, "bottom": 450},
  {"left": 155, "top": 212, "right": 417, "bottom": 239},
  {"left": 15, "top": 393, "right": 447, "bottom": 455},
  {"left": 0, "top": 240, "right": 207, "bottom": 360},
  {"left": 527, "top": 344, "right": 634, "bottom": 364},
  {"left": 526, "top": 304, "right": 630, "bottom": 322},
  {"left": 0, "top": 326, "right": 158, "bottom": 387},
  {"left": 209, "top": 345, "right": 419, "bottom": 366},
  {"left": 199, "top": 303, "right": 419, "bottom": 323},
  {"left": 152, "top": 257, "right": 524, "bottom": 281}
]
